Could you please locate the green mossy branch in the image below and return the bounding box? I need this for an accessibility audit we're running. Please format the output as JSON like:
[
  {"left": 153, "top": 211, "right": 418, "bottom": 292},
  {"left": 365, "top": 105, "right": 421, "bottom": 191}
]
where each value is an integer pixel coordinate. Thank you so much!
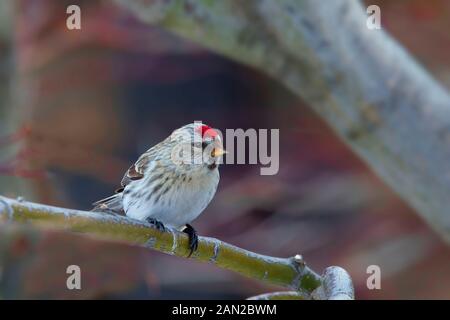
[{"left": 0, "top": 195, "right": 332, "bottom": 296}]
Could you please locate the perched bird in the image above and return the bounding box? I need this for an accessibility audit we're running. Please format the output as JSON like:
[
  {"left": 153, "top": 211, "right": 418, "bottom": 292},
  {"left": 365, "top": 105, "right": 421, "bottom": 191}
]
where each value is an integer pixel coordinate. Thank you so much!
[{"left": 92, "top": 123, "right": 225, "bottom": 256}]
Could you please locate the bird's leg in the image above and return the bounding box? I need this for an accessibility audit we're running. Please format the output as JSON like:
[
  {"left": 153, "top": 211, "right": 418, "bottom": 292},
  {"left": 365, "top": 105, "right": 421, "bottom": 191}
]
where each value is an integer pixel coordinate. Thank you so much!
[
  {"left": 183, "top": 224, "right": 199, "bottom": 257},
  {"left": 146, "top": 217, "right": 166, "bottom": 232}
]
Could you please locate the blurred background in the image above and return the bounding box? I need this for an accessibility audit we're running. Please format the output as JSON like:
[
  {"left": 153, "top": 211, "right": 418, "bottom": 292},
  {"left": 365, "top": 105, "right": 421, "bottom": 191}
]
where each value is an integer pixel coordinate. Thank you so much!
[{"left": 0, "top": 0, "right": 450, "bottom": 299}]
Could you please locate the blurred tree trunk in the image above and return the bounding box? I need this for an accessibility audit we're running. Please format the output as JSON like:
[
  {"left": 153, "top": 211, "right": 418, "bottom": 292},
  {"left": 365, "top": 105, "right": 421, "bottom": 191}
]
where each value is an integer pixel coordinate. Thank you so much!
[
  {"left": 12, "top": 0, "right": 128, "bottom": 205},
  {"left": 0, "top": 1, "right": 33, "bottom": 198}
]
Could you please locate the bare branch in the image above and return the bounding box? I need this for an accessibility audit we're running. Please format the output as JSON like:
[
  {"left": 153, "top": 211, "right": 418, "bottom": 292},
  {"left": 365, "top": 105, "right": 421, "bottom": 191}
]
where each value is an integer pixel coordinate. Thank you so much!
[
  {"left": 248, "top": 267, "right": 355, "bottom": 300},
  {"left": 113, "top": 0, "right": 450, "bottom": 243},
  {"left": 247, "top": 291, "right": 307, "bottom": 300},
  {"left": 312, "top": 267, "right": 355, "bottom": 300},
  {"left": 0, "top": 195, "right": 326, "bottom": 295}
]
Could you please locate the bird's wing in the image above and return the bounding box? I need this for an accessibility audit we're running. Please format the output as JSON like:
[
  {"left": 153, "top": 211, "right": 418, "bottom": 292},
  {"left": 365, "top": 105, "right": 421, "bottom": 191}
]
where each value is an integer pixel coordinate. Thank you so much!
[
  {"left": 120, "top": 148, "right": 155, "bottom": 187},
  {"left": 92, "top": 140, "right": 164, "bottom": 213},
  {"left": 92, "top": 150, "right": 149, "bottom": 212}
]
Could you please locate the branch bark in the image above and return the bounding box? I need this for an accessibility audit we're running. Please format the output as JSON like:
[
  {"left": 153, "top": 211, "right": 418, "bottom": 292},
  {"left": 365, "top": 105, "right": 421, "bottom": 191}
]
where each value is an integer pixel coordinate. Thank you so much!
[
  {"left": 112, "top": 0, "right": 450, "bottom": 243},
  {"left": 247, "top": 291, "right": 306, "bottom": 300},
  {"left": 311, "top": 267, "right": 355, "bottom": 300},
  {"left": 248, "top": 267, "right": 355, "bottom": 300},
  {"left": 0, "top": 195, "right": 330, "bottom": 296}
]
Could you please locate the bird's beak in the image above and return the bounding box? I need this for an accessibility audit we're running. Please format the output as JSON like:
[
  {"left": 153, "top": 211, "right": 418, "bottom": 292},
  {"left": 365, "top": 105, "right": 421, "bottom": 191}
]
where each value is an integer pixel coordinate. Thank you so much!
[{"left": 212, "top": 147, "right": 227, "bottom": 158}]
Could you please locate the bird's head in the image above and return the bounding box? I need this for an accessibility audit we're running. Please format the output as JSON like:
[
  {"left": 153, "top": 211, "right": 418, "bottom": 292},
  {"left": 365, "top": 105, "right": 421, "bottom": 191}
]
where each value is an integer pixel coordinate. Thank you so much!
[{"left": 169, "top": 123, "right": 226, "bottom": 171}]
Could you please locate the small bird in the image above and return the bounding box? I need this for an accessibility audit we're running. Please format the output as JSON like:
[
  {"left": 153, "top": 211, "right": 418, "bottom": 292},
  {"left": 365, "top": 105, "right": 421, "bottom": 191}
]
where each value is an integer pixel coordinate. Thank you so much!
[{"left": 92, "top": 123, "right": 225, "bottom": 256}]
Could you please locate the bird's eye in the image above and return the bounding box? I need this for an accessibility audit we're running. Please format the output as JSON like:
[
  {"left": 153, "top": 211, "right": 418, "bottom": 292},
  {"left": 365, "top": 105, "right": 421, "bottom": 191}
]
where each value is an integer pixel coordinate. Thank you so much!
[{"left": 191, "top": 142, "right": 209, "bottom": 149}]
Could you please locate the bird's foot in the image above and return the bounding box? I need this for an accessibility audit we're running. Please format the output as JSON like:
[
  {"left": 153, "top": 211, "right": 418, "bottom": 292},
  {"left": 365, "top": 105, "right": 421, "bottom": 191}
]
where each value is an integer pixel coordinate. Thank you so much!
[
  {"left": 146, "top": 218, "right": 166, "bottom": 232},
  {"left": 183, "top": 224, "right": 198, "bottom": 258}
]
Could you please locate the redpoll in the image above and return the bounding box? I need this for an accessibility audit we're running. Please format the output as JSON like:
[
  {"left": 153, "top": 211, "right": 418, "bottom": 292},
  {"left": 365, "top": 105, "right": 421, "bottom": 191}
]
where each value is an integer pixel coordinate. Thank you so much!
[{"left": 93, "top": 123, "right": 225, "bottom": 256}]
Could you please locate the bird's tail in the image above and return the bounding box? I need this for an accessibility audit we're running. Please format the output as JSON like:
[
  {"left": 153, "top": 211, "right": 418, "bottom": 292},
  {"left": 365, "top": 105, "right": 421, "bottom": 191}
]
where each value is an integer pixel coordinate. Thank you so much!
[{"left": 92, "top": 192, "right": 125, "bottom": 215}]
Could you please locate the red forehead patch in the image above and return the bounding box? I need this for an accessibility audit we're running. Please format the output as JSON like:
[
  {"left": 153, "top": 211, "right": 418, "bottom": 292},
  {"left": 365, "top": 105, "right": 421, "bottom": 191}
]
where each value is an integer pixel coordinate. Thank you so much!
[{"left": 196, "top": 124, "right": 218, "bottom": 138}]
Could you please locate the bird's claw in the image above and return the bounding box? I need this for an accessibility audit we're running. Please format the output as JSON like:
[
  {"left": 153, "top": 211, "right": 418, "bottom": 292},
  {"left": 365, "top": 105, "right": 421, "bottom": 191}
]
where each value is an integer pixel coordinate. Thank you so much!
[
  {"left": 183, "top": 224, "right": 198, "bottom": 257},
  {"left": 146, "top": 218, "right": 166, "bottom": 232}
]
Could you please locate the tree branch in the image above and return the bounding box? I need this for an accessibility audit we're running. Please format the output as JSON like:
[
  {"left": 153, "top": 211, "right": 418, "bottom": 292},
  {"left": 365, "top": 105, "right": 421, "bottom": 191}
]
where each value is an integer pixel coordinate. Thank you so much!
[
  {"left": 0, "top": 195, "right": 334, "bottom": 296},
  {"left": 247, "top": 291, "right": 307, "bottom": 300},
  {"left": 113, "top": 0, "right": 450, "bottom": 243},
  {"left": 248, "top": 267, "right": 355, "bottom": 300},
  {"left": 311, "top": 267, "right": 355, "bottom": 300}
]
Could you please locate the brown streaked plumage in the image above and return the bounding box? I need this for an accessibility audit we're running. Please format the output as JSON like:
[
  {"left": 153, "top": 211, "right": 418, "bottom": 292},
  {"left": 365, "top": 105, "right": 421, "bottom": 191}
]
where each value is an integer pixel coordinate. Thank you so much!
[{"left": 92, "top": 123, "right": 225, "bottom": 256}]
